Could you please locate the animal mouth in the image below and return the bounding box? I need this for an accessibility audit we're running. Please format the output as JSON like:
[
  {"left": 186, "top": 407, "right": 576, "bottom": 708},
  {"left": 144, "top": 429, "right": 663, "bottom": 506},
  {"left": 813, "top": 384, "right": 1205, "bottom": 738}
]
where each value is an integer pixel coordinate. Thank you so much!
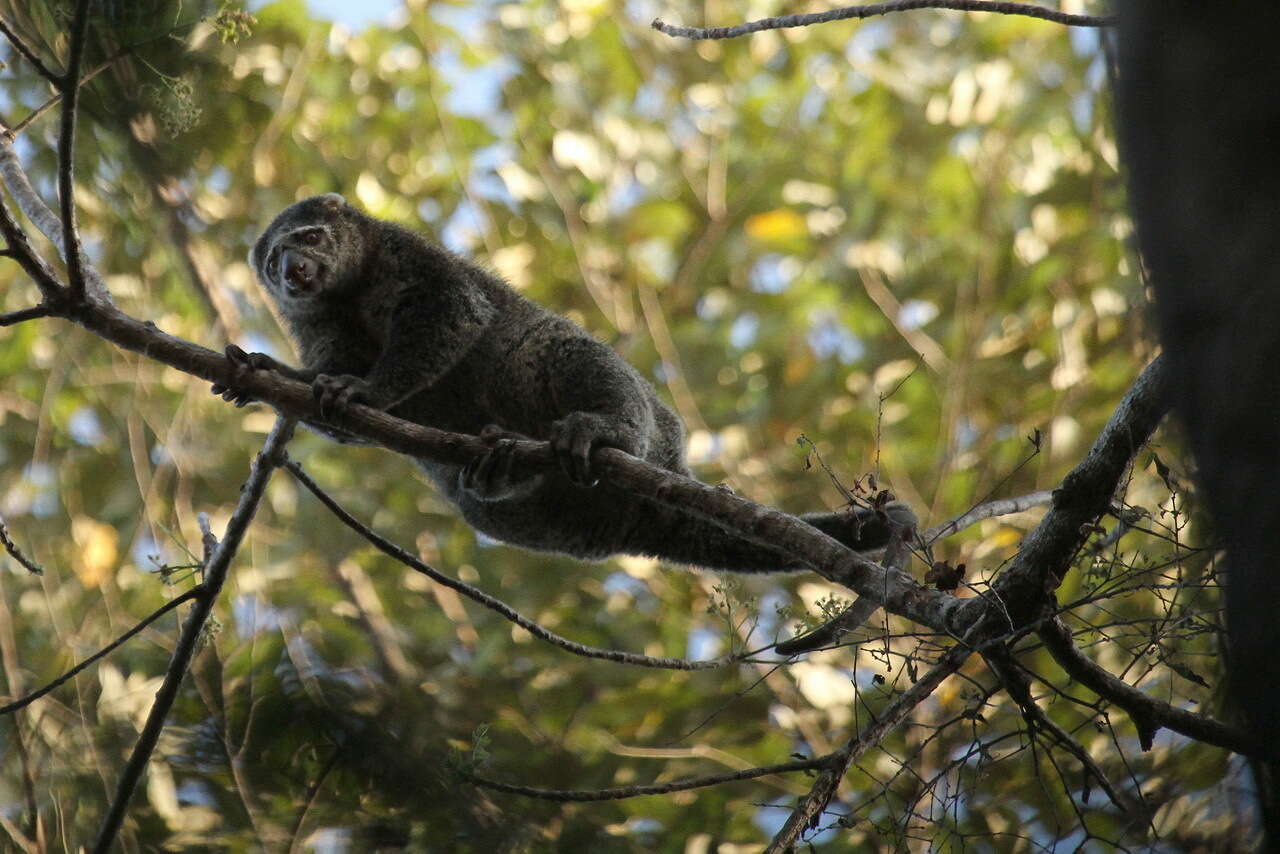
[{"left": 281, "top": 249, "right": 322, "bottom": 297}]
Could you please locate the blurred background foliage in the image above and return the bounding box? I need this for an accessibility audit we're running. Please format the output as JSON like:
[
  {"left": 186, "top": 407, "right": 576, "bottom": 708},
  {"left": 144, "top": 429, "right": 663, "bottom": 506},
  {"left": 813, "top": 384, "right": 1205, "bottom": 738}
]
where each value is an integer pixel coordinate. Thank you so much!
[{"left": 0, "top": 0, "right": 1247, "bottom": 850}]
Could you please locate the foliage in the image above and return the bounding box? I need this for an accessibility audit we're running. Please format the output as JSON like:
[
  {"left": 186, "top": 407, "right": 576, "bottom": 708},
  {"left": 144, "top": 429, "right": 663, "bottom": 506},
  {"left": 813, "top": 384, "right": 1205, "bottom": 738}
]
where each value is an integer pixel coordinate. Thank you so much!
[{"left": 0, "top": 0, "right": 1249, "bottom": 851}]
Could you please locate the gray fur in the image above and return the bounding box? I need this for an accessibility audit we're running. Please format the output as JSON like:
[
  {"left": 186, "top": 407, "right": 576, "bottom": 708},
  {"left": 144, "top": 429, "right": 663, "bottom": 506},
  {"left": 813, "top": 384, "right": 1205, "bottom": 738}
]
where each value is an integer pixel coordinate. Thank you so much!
[{"left": 230, "top": 194, "right": 914, "bottom": 572}]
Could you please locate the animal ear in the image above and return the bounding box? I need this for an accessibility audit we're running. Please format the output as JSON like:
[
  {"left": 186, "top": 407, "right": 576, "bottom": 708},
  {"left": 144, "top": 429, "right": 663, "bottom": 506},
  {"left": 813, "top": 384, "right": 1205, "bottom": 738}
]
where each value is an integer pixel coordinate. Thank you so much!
[{"left": 319, "top": 193, "right": 347, "bottom": 210}]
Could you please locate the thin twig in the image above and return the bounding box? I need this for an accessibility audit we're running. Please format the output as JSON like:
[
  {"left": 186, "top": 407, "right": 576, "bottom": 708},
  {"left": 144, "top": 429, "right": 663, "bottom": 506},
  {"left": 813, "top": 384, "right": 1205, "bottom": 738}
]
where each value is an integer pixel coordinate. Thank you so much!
[
  {"left": 285, "top": 459, "right": 734, "bottom": 671},
  {"left": 91, "top": 418, "right": 296, "bottom": 854},
  {"left": 286, "top": 746, "right": 343, "bottom": 853},
  {"left": 0, "top": 15, "right": 61, "bottom": 83},
  {"left": 766, "top": 643, "right": 972, "bottom": 852},
  {"left": 0, "top": 305, "right": 52, "bottom": 327},
  {"left": 983, "top": 646, "right": 1133, "bottom": 811},
  {"left": 463, "top": 753, "right": 831, "bottom": 801},
  {"left": 58, "top": 0, "right": 93, "bottom": 300},
  {"left": 7, "top": 48, "right": 131, "bottom": 140},
  {"left": 923, "top": 489, "right": 1054, "bottom": 544},
  {"left": 652, "top": 0, "right": 1113, "bottom": 42},
  {"left": 0, "top": 515, "right": 44, "bottom": 575},
  {"left": 0, "top": 588, "right": 200, "bottom": 715}
]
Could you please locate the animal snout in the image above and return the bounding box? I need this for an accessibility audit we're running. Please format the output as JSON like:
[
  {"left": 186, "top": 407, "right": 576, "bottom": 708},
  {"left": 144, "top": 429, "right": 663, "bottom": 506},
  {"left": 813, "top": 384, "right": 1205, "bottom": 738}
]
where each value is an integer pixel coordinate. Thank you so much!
[{"left": 281, "top": 249, "right": 319, "bottom": 294}]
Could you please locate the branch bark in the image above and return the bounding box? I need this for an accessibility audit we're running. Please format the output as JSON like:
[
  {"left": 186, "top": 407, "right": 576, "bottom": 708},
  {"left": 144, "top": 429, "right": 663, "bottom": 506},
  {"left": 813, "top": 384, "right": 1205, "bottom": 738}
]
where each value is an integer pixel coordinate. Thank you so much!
[
  {"left": 958, "top": 356, "right": 1172, "bottom": 634},
  {"left": 57, "top": 0, "right": 92, "bottom": 300},
  {"left": 653, "top": 0, "right": 1113, "bottom": 42},
  {"left": 1040, "top": 617, "right": 1272, "bottom": 760}
]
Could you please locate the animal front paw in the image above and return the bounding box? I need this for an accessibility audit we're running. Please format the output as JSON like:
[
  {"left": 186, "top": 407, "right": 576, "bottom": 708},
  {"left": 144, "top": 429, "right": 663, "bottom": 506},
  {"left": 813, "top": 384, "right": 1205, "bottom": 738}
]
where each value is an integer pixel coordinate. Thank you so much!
[
  {"left": 459, "top": 425, "right": 544, "bottom": 501},
  {"left": 313, "top": 373, "right": 376, "bottom": 418},
  {"left": 550, "top": 411, "right": 618, "bottom": 487},
  {"left": 211, "top": 345, "right": 282, "bottom": 407}
]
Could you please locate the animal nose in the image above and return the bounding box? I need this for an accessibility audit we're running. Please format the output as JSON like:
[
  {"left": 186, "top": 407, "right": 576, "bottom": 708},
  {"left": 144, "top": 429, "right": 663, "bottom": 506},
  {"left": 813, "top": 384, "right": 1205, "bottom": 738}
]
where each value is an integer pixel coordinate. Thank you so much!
[{"left": 281, "top": 250, "right": 317, "bottom": 292}]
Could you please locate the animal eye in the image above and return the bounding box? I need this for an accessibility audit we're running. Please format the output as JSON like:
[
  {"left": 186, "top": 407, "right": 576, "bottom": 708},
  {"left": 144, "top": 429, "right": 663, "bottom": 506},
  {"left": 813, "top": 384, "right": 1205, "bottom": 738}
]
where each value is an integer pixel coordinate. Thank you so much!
[
  {"left": 302, "top": 229, "right": 323, "bottom": 246},
  {"left": 266, "top": 249, "right": 279, "bottom": 274}
]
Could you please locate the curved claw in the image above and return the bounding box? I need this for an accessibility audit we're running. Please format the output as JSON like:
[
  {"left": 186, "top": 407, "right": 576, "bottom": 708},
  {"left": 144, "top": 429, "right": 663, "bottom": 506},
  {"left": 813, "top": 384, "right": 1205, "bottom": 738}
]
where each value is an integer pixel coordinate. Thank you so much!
[
  {"left": 459, "top": 427, "right": 545, "bottom": 501},
  {"left": 212, "top": 344, "right": 275, "bottom": 407},
  {"left": 462, "top": 438, "right": 517, "bottom": 494},
  {"left": 551, "top": 413, "right": 604, "bottom": 488},
  {"left": 312, "top": 374, "right": 371, "bottom": 420}
]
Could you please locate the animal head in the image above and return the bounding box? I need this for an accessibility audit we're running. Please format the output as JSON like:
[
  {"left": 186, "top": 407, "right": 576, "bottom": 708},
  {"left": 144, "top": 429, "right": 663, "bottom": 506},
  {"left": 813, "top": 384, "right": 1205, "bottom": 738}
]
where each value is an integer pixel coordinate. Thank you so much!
[{"left": 249, "top": 193, "right": 367, "bottom": 306}]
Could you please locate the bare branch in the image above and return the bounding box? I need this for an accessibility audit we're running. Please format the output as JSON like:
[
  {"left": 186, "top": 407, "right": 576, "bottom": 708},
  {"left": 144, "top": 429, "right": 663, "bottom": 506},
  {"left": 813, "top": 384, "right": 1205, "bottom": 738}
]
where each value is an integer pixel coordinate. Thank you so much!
[
  {"left": 959, "top": 356, "right": 1172, "bottom": 633},
  {"left": 57, "top": 0, "right": 92, "bottom": 300},
  {"left": 6, "top": 46, "right": 132, "bottom": 139},
  {"left": 777, "top": 491, "right": 1056, "bottom": 655},
  {"left": 0, "top": 588, "right": 200, "bottom": 716},
  {"left": 984, "top": 646, "right": 1136, "bottom": 812},
  {"left": 91, "top": 418, "right": 296, "bottom": 854},
  {"left": 463, "top": 754, "right": 830, "bottom": 802},
  {"left": 653, "top": 1, "right": 1113, "bottom": 42},
  {"left": 767, "top": 643, "right": 972, "bottom": 852},
  {"left": 0, "top": 178, "right": 65, "bottom": 299},
  {"left": 0, "top": 15, "right": 61, "bottom": 83},
  {"left": 0, "top": 515, "right": 44, "bottom": 575},
  {"left": 1039, "top": 617, "right": 1274, "bottom": 760},
  {"left": 774, "top": 593, "right": 880, "bottom": 656},
  {"left": 0, "top": 305, "right": 51, "bottom": 326},
  {"left": 923, "top": 489, "right": 1054, "bottom": 544},
  {"left": 285, "top": 459, "right": 733, "bottom": 671},
  {"left": 0, "top": 140, "right": 66, "bottom": 259}
]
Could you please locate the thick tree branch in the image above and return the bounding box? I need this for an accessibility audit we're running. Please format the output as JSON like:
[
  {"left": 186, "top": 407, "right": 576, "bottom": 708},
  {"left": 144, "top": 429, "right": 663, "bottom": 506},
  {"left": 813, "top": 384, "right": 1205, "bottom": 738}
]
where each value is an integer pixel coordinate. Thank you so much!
[
  {"left": 959, "top": 356, "right": 1172, "bottom": 634},
  {"left": 1039, "top": 617, "right": 1272, "bottom": 760},
  {"left": 91, "top": 417, "right": 296, "bottom": 854},
  {"left": 778, "top": 489, "right": 1057, "bottom": 656},
  {"left": 653, "top": 1, "right": 1112, "bottom": 42},
  {"left": 10, "top": 291, "right": 962, "bottom": 634},
  {"left": 0, "top": 140, "right": 67, "bottom": 265}
]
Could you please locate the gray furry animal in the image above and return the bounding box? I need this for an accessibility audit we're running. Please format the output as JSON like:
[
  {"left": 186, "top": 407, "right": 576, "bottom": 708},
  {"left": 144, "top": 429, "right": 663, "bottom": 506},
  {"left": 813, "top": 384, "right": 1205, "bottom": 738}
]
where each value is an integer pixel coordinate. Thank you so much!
[{"left": 216, "top": 193, "right": 914, "bottom": 572}]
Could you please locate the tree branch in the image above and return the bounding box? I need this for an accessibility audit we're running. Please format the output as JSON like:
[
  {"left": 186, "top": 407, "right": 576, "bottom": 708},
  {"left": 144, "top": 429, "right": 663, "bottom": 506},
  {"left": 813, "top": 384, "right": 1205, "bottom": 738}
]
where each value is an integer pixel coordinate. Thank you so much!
[
  {"left": 959, "top": 356, "right": 1172, "bottom": 634},
  {"left": 0, "top": 588, "right": 200, "bottom": 716},
  {"left": 0, "top": 173, "right": 66, "bottom": 300},
  {"left": 6, "top": 46, "right": 133, "bottom": 140},
  {"left": 983, "top": 645, "right": 1135, "bottom": 812},
  {"left": 653, "top": 1, "right": 1113, "bottom": 42},
  {"left": 57, "top": 0, "right": 92, "bottom": 300},
  {"left": 285, "top": 459, "right": 734, "bottom": 671},
  {"left": 766, "top": 643, "right": 972, "bottom": 852},
  {"left": 0, "top": 15, "right": 61, "bottom": 83},
  {"left": 0, "top": 305, "right": 51, "bottom": 326},
  {"left": 1039, "top": 617, "right": 1273, "bottom": 760},
  {"left": 0, "top": 515, "right": 44, "bottom": 575},
  {"left": 91, "top": 417, "right": 296, "bottom": 854},
  {"left": 922, "top": 489, "right": 1054, "bottom": 544},
  {"left": 463, "top": 753, "right": 831, "bottom": 802}
]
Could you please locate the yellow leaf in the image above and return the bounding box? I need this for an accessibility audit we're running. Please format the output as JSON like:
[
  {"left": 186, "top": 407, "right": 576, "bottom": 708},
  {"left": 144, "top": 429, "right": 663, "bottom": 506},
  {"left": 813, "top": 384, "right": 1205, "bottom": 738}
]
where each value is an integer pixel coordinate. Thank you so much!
[
  {"left": 991, "top": 527, "right": 1023, "bottom": 548},
  {"left": 744, "top": 208, "right": 807, "bottom": 243},
  {"left": 71, "top": 517, "right": 118, "bottom": 588}
]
